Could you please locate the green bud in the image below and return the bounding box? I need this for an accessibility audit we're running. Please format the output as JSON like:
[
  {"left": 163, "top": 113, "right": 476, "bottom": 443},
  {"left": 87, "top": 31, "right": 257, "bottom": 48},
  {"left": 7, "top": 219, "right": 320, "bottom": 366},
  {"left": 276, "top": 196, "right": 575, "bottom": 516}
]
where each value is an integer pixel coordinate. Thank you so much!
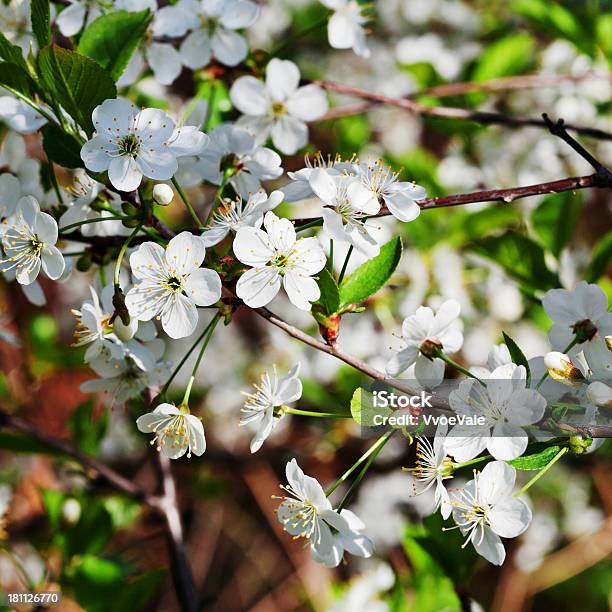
[
  {"left": 76, "top": 252, "right": 92, "bottom": 272},
  {"left": 569, "top": 435, "right": 592, "bottom": 454}
]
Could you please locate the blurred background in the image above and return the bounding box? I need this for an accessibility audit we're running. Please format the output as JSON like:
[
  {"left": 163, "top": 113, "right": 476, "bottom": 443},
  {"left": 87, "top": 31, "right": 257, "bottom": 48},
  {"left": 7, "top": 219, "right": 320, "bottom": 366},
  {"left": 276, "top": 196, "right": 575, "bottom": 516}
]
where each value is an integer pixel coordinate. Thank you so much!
[{"left": 1, "top": 0, "right": 611, "bottom": 610}]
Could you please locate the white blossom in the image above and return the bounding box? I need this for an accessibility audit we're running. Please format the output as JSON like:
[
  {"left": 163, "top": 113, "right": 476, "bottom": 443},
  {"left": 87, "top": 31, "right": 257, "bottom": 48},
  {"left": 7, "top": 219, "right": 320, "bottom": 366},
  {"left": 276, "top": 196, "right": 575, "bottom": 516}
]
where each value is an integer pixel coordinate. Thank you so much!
[
  {"left": 152, "top": 183, "right": 174, "bottom": 205},
  {"left": 543, "top": 282, "right": 612, "bottom": 358},
  {"left": 80, "top": 99, "right": 208, "bottom": 192},
  {"left": 125, "top": 232, "right": 222, "bottom": 339},
  {"left": 309, "top": 168, "right": 381, "bottom": 257},
  {"left": 201, "top": 189, "right": 283, "bottom": 247},
  {"left": 0, "top": 0, "right": 33, "bottom": 52},
  {"left": 230, "top": 59, "right": 328, "bottom": 154},
  {"left": 449, "top": 461, "right": 531, "bottom": 565},
  {"left": 320, "top": 0, "right": 371, "bottom": 58},
  {"left": 1, "top": 196, "right": 64, "bottom": 285},
  {"left": 175, "top": 0, "right": 259, "bottom": 70},
  {"left": 241, "top": 363, "right": 302, "bottom": 453},
  {"left": 406, "top": 423, "right": 453, "bottom": 518},
  {"left": 444, "top": 364, "right": 547, "bottom": 462},
  {"left": 276, "top": 459, "right": 374, "bottom": 567},
  {"left": 0, "top": 96, "right": 47, "bottom": 133},
  {"left": 386, "top": 299, "right": 463, "bottom": 388},
  {"left": 351, "top": 159, "right": 426, "bottom": 222},
  {"left": 55, "top": 0, "right": 102, "bottom": 37},
  {"left": 233, "top": 211, "right": 326, "bottom": 310},
  {"left": 136, "top": 402, "right": 206, "bottom": 459},
  {"left": 177, "top": 124, "right": 283, "bottom": 197}
]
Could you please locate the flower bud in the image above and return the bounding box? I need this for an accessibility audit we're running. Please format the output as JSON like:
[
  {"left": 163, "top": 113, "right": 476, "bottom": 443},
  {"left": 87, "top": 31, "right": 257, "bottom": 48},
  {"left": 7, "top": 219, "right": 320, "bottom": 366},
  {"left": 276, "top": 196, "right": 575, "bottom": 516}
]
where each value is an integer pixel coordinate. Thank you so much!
[
  {"left": 153, "top": 183, "right": 174, "bottom": 206},
  {"left": 113, "top": 316, "right": 138, "bottom": 342},
  {"left": 61, "top": 498, "right": 81, "bottom": 524},
  {"left": 586, "top": 381, "right": 612, "bottom": 408},
  {"left": 544, "top": 351, "right": 584, "bottom": 386},
  {"left": 569, "top": 434, "right": 592, "bottom": 454}
]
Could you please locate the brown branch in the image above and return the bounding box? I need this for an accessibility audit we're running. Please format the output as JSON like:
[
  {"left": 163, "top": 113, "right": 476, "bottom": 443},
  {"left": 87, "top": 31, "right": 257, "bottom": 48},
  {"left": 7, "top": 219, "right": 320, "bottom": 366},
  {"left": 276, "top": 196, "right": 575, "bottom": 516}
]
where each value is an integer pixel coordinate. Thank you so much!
[
  {"left": 315, "top": 79, "right": 612, "bottom": 140},
  {"left": 0, "top": 409, "right": 155, "bottom": 506}
]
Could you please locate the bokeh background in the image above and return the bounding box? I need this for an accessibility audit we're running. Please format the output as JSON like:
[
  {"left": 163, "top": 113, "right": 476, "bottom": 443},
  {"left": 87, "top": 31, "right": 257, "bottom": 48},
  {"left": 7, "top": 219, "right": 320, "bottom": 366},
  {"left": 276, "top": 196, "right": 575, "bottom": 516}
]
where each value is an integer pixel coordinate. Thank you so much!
[{"left": 1, "top": 0, "right": 611, "bottom": 610}]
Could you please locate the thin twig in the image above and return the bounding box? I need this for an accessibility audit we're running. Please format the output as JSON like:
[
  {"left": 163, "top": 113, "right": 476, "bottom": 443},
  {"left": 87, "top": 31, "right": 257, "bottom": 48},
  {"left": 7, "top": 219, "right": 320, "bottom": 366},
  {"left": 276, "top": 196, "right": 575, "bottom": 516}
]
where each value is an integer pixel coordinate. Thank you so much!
[{"left": 315, "top": 79, "right": 612, "bottom": 140}]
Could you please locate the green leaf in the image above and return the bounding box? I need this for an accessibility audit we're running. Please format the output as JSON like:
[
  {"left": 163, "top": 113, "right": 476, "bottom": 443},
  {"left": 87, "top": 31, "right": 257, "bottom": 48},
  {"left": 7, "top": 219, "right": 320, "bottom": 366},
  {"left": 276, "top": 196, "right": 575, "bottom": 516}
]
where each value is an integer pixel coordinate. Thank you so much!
[
  {"left": 531, "top": 192, "right": 581, "bottom": 257},
  {"left": 585, "top": 232, "right": 612, "bottom": 282},
  {"left": 38, "top": 44, "right": 116, "bottom": 134},
  {"left": 66, "top": 502, "right": 114, "bottom": 556},
  {"left": 69, "top": 400, "right": 108, "bottom": 455},
  {"left": 72, "top": 555, "right": 125, "bottom": 611},
  {"left": 41, "top": 489, "right": 66, "bottom": 532},
  {"left": 0, "top": 61, "right": 36, "bottom": 98},
  {"left": 472, "top": 32, "right": 535, "bottom": 82},
  {"left": 339, "top": 237, "right": 402, "bottom": 307},
  {"left": 471, "top": 232, "right": 558, "bottom": 294},
  {"left": 43, "top": 123, "right": 84, "bottom": 168},
  {"left": 350, "top": 387, "right": 392, "bottom": 426},
  {"left": 509, "top": 444, "right": 563, "bottom": 470},
  {"left": 316, "top": 268, "right": 340, "bottom": 315},
  {"left": 77, "top": 10, "right": 152, "bottom": 81},
  {"left": 502, "top": 331, "right": 531, "bottom": 386},
  {"left": 511, "top": 0, "right": 594, "bottom": 56},
  {"left": 31, "top": 0, "right": 51, "bottom": 48},
  {"left": 0, "top": 32, "right": 29, "bottom": 67}
]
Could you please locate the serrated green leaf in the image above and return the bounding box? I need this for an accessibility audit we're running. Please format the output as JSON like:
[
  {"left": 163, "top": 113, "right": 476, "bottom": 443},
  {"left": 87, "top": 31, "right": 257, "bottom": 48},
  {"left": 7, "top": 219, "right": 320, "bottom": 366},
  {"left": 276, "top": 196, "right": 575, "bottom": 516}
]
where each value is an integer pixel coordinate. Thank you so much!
[
  {"left": 43, "top": 123, "right": 84, "bottom": 168},
  {"left": 471, "top": 232, "right": 558, "bottom": 294},
  {"left": 316, "top": 267, "right": 340, "bottom": 315},
  {"left": 31, "top": 0, "right": 51, "bottom": 48},
  {"left": 339, "top": 237, "right": 402, "bottom": 307},
  {"left": 472, "top": 32, "right": 535, "bottom": 82},
  {"left": 38, "top": 44, "right": 116, "bottom": 134},
  {"left": 509, "top": 445, "right": 563, "bottom": 470},
  {"left": 585, "top": 232, "right": 612, "bottom": 282},
  {"left": 0, "top": 32, "right": 28, "bottom": 67},
  {"left": 531, "top": 192, "right": 581, "bottom": 257},
  {"left": 502, "top": 331, "right": 531, "bottom": 386},
  {"left": 0, "top": 61, "right": 36, "bottom": 98},
  {"left": 77, "top": 10, "right": 152, "bottom": 81}
]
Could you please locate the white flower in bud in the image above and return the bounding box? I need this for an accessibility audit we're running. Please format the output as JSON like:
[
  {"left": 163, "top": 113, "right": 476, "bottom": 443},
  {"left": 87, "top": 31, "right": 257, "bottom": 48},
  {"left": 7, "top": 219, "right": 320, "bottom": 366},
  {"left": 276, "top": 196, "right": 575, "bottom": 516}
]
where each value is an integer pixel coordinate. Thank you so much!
[
  {"left": 153, "top": 183, "right": 174, "bottom": 206},
  {"left": 113, "top": 316, "right": 138, "bottom": 342},
  {"left": 586, "top": 381, "right": 612, "bottom": 408},
  {"left": 544, "top": 351, "right": 584, "bottom": 385},
  {"left": 61, "top": 498, "right": 81, "bottom": 524}
]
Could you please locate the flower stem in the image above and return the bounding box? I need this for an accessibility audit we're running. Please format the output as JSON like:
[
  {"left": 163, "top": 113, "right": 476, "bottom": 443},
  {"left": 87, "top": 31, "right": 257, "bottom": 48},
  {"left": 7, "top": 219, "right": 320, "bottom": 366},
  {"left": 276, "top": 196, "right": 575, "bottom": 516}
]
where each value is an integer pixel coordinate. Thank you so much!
[
  {"left": 514, "top": 446, "right": 568, "bottom": 497},
  {"left": 271, "top": 17, "right": 328, "bottom": 56},
  {"left": 204, "top": 82, "right": 217, "bottom": 132},
  {"left": 437, "top": 350, "right": 486, "bottom": 386},
  {"left": 328, "top": 239, "right": 334, "bottom": 273},
  {"left": 114, "top": 223, "right": 142, "bottom": 288},
  {"left": 453, "top": 454, "right": 492, "bottom": 470},
  {"left": 285, "top": 407, "right": 352, "bottom": 418},
  {"left": 181, "top": 313, "right": 221, "bottom": 407},
  {"left": 172, "top": 177, "right": 203, "bottom": 229},
  {"left": 337, "top": 245, "right": 353, "bottom": 284},
  {"left": 295, "top": 218, "right": 323, "bottom": 232},
  {"left": 336, "top": 430, "right": 395, "bottom": 510},
  {"left": 59, "top": 215, "right": 125, "bottom": 233},
  {"left": 535, "top": 338, "right": 578, "bottom": 389},
  {"left": 160, "top": 315, "right": 220, "bottom": 398}
]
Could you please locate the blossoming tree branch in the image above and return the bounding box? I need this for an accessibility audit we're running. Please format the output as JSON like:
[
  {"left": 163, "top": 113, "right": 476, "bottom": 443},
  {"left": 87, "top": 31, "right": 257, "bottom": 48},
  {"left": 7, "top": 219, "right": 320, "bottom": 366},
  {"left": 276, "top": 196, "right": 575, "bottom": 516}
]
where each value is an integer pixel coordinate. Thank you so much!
[{"left": 0, "top": 0, "right": 611, "bottom": 609}]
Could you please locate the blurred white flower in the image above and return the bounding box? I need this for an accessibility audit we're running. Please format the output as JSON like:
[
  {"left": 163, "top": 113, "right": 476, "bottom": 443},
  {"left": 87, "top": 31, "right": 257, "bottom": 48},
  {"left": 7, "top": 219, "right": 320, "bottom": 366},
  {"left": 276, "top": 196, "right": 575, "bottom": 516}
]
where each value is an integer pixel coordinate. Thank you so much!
[
  {"left": 80, "top": 99, "right": 207, "bottom": 192},
  {"left": 276, "top": 458, "right": 374, "bottom": 567},
  {"left": 201, "top": 188, "right": 283, "bottom": 247},
  {"left": 387, "top": 299, "right": 463, "bottom": 388},
  {"left": 55, "top": 0, "right": 103, "bottom": 37},
  {"left": 177, "top": 0, "right": 260, "bottom": 69},
  {"left": 0, "top": 0, "right": 33, "bottom": 52},
  {"left": 125, "top": 232, "right": 222, "bottom": 339},
  {"left": 234, "top": 211, "right": 326, "bottom": 310},
  {"left": 444, "top": 364, "right": 547, "bottom": 461},
  {"left": 240, "top": 363, "right": 302, "bottom": 452},
  {"left": 586, "top": 381, "right": 612, "bottom": 408},
  {"left": 450, "top": 461, "right": 531, "bottom": 565},
  {"left": 0, "top": 96, "right": 47, "bottom": 133},
  {"left": 230, "top": 59, "right": 328, "bottom": 154},
  {"left": 1, "top": 196, "right": 64, "bottom": 285},
  {"left": 152, "top": 183, "right": 175, "bottom": 206},
  {"left": 320, "top": 0, "right": 370, "bottom": 58},
  {"left": 137, "top": 402, "right": 206, "bottom": 458}
]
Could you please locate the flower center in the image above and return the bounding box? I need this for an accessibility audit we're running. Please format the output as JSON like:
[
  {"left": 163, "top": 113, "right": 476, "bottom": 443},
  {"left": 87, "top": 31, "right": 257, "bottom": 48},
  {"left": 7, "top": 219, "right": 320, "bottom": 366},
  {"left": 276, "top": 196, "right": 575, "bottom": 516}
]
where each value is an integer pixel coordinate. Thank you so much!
[
  {"left": 271, "top": 102, "right": 288, "bottom": 117},
  {"left": 419, "top": 338, "right": 443, "bottom": 360},
  {"left": 572, "top": 318, "right": 597, "bottom": 343},
  {"left": 118, "top": 133, "right": 141, "bottom": 157},
  {"left": 165, "top": 276, "right": 183, "bottom": 292},
  {"left": 270, "top": 251, "right": 293, "bottom": 273}
]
